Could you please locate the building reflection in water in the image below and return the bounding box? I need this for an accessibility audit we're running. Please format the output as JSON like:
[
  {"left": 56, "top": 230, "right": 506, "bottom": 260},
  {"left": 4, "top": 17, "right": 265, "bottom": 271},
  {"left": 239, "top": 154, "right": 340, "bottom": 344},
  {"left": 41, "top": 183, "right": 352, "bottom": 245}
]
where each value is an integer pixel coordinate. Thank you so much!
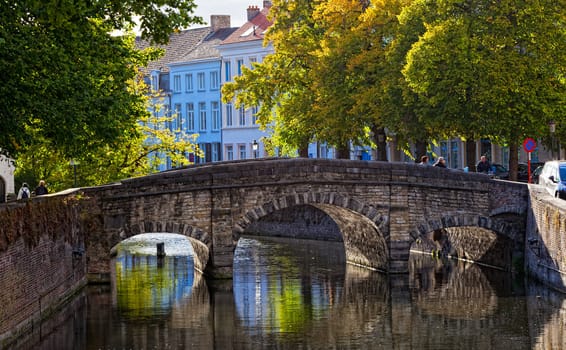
[{"left": 7, "top": 233, "right": 566, "bottom": 349}]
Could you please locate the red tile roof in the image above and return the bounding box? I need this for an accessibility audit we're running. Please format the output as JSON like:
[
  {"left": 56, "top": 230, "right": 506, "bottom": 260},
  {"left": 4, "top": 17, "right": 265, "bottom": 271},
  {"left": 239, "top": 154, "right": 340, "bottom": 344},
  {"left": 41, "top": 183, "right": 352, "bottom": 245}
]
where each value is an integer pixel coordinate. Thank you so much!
[{"left": 221, "top": 7, "right": 272, "bottom": 45}]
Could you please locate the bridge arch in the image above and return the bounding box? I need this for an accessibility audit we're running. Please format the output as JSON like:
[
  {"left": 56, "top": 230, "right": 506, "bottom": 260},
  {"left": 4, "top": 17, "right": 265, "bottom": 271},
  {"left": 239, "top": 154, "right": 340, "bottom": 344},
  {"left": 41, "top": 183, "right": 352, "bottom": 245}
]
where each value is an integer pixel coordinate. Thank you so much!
[
  {"left": 410, "top": 212, "right": 521, "bottom": 270},
  {"left": 233, "top": 193, "right": 390, "bottom": 272},
  {"left": 119, "top": 220, "right": 211, "bottom": 273}
]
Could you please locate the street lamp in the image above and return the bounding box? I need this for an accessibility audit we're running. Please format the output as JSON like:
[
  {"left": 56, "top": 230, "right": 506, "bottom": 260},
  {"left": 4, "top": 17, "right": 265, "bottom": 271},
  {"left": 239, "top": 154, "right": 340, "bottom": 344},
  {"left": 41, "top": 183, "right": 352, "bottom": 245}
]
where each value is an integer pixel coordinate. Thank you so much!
[
  {"left": 252, "top": 140, "right": 258, "bottom": 159},
  {"left": 549, "top": 120, "right": 556, "bottom": 159},
  {"left": 69, "top": 159, "right": 79, "bottom": 187}
]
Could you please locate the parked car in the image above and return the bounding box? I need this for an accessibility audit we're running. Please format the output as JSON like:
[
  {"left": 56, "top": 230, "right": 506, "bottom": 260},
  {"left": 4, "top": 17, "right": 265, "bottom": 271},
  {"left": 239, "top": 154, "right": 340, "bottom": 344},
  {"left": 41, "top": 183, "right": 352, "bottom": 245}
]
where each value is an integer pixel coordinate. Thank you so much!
[
  {"left": 518, "top": 162, "right": 545, "bottom": 182},
  {"left": 532, "top": 165, "right": 543, "bottom": 184},
  {"left": 490, "top": 163, "right": 509, "bottom": 179},
  {"left": 538, "top": 161, "right": 566, "bottom": 199}
]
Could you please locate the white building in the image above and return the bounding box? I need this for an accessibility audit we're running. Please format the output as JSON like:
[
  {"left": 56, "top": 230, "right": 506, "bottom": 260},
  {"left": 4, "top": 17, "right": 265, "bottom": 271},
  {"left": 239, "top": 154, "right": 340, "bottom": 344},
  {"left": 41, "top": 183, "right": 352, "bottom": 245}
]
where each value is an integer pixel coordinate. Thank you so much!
[
  {"left": 0, "top": 155, "right": 15, "bottom": 202},
  {"left": 218, "top": 1, "right": 274, "bottom": 160}
]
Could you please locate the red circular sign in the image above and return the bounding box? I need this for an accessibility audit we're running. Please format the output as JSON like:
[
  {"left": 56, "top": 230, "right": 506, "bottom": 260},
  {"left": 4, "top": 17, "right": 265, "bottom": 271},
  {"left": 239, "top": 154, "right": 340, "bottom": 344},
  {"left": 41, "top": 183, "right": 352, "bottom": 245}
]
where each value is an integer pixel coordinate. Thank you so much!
[{"left": 523, "top": 138, "right": 537, "bottom": 153}]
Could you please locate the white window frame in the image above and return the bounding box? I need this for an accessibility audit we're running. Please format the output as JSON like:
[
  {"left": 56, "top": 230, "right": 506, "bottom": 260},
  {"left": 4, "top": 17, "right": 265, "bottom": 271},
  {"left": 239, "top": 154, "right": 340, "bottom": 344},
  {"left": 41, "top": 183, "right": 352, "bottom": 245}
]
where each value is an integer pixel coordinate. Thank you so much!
[
  {"left": 199, "top": 102, "right": 207, "bottom": 130},
  {"left": 226, "top": 145, "right": 234, "bottom": 160},
  {"left": 239, "top": 105, "right": 246, "bottom": 126},
  {"left": 185, "top": 73, "right": 193, "bottom": 92},
  {"left": 186, "top": 103, "right": 195, "bottom": 131},
  {"left": 226, "top": 103, "right": 233, "bottom": 127},
  {"left": 197, "top": 72, "right": 205, "bottom": 91},
  {"left": 211, "top": 101, "right": 220, "bottom": 130},
  {"left": 210, "top": 71, "right": 219, "bottom": 90}
]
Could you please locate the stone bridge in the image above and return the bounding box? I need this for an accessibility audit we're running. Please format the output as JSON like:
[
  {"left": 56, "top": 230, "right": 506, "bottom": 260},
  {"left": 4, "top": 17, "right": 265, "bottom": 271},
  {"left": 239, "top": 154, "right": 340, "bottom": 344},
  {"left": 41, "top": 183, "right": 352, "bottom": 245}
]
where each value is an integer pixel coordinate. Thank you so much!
[{"left": 82, "top": 158, "right": 529, "bottom": 279}]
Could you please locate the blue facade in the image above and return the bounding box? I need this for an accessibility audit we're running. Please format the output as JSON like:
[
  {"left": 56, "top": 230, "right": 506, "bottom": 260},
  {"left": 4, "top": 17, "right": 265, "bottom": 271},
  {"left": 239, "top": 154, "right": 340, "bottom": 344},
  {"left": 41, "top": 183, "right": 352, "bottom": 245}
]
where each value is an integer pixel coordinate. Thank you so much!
[{"left": 169, "top": 59, "right": 223, "bottom": 165}]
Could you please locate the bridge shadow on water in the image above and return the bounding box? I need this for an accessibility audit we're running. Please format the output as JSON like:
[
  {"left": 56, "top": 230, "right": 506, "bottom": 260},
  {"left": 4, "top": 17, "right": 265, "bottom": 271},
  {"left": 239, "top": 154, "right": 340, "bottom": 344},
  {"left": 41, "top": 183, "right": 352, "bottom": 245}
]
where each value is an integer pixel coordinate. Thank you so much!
[{"left": 6, "top": 232, "right": 566, "bottom": 349}]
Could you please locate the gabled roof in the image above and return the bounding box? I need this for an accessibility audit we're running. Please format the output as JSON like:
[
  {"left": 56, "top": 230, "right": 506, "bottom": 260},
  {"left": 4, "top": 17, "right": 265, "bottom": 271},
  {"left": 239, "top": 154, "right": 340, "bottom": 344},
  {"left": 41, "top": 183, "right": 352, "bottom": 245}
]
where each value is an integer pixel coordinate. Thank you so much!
[
  {"left": 136, "top": 27, "right": 212, "bottom": 73},
  {"left": 220, "top": 7, "right": 272, "bottom": 45},
  {"left": 179, "top": 27, "right": 238, "bottom": 62}
]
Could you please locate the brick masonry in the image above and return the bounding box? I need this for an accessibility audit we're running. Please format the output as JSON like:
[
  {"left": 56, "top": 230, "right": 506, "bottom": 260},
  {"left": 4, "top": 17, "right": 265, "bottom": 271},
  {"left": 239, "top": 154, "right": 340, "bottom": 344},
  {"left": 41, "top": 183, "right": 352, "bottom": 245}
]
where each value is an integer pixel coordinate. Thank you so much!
[
  {"left": 526, "top": 186, "right": 566, "bottom": 292},
  {"left": 0, "top": 158, "right": 550, "bottom": 346},
  {"left": 0, "top": 197, "right": 87, "bottom": 348},
  {"left": 80, "top": 158, "right": 529, "bottom": 278}
]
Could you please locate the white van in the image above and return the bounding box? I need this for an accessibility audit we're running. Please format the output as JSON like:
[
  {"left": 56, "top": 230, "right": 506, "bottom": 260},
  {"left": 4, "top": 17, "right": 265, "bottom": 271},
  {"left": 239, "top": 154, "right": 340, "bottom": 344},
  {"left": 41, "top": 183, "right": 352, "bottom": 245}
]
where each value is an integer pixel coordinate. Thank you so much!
[{"left": 538, "top": 161, "right": 566, "bottom": 199}]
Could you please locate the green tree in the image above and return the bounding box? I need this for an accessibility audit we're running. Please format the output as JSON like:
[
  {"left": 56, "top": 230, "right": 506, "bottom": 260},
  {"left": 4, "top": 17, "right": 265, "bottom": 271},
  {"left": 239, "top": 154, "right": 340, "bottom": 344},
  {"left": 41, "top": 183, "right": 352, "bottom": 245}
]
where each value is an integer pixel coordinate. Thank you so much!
[
  {"left": 401, "top": 0, "right": 566, "bottom": 176},
  {"left": 0, "top": 0, "right": 203, "bottom": 159},
  {"left": 15, "top": 72, "right": 202, "bottom": 192},
  {"left": 223, "top": 0, "right": 322, "bottom": 157}
]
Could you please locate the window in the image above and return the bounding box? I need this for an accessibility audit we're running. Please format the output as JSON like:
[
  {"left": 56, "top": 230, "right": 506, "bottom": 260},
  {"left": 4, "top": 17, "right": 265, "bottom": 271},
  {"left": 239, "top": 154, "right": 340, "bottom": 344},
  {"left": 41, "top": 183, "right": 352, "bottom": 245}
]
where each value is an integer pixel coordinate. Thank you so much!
[
  {"left": 185, "top": 74, "right": 193, "bottom": 92},
  {"left": 199, "top": 102, "right": 207, "bottom": 130},
  {"left": 186, "top": 103, "right": 195, "bottom": 131},
  {"left": 450, "top": 140, "right": 460, "bottom": 169},
  {"left": 239, "top": 144, "right": 246, "bottom": 159},
  {"left": 237, "top": 59, "right": 244, "bottom": 75},
  {"left": 211, "top": 101, "right": 220, "bottom": 130},
  {"left": 226, "top": 145, "right": 234, "bottom": 160},
  {"left": 198, "top": 143, "right": 206, "bottom": 163},
  {"left": 226, "top": 103, "right": 233, "bottom": 127},
  {"left": 239, "top": 105, "right": 246, "bottom": 126},
  {"left": 210, "top": 71, "right": 219, "bottom": 90},
  {"left": 173, "top": 75, "right": 181, "bottom": 92},
  {"left": 151, "top": 75, "right": 158, "bottom": 91},
  {"left": 212, "top": 143, "right": 220, "bottom": 162},
  {"left": 249, "top": 56, "right": 257, "bottom": 69},
  {"left": 197, "top": 72, "right": 205, "bottom": 91},
  {"left": 252, "top": 106, "right": 258, "bottom": 125},
  {"left": 164, "top": 104, "right": 172, "bottom": 130},
  {"left": 224, "top": 61, "right": 231, "bottom": 81},
  {"left": 174, "top": 104, "right": 182, "bottom": 131}
]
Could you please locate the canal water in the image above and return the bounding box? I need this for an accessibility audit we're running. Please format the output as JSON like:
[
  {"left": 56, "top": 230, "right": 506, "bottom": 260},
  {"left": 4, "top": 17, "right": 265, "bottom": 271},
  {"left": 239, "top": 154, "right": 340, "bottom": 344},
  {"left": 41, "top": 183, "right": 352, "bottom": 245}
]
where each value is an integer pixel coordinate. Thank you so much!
[{"left": 8, "top": 233, "right": 566, "bottom": 349}]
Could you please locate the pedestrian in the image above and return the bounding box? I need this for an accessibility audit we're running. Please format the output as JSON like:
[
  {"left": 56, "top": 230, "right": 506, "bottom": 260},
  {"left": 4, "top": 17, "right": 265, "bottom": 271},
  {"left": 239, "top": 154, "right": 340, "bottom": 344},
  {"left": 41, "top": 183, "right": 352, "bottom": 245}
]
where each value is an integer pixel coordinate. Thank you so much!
[
  {"left": 433, "top": 157, "right": 447, "bottom": 168},
  {"left": 419, "top": 155, "right": 429, "bottom": 165},
  {"left": 17, "top": 183, "right": 31, "bottom": 200},
  {"left": 476, "top": 155, "right": 491, "bottom": 173},
  {"left": 35, "top": 180, "right": 48, "bottom": 196}
]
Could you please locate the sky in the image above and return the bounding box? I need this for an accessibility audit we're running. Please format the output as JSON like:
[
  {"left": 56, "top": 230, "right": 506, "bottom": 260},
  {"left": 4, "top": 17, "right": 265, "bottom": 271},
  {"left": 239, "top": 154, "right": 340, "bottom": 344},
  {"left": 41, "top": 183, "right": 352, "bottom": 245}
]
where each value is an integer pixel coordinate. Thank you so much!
[{"left": 192, "top": 0, "right": 264, "bottom": 28}]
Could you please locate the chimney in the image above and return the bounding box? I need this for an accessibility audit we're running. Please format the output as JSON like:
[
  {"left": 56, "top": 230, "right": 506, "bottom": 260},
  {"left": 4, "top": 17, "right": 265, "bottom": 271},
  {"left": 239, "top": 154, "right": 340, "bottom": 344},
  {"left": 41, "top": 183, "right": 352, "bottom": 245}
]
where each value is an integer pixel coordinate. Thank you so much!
[
  {"left": 247, "top": 5, "right": 260, "bottom": 21},
  {"left": 263, "top": 0, "right": 272, "bottom": 8},
  {"left": 210, "top": 15, "right": 230, "bottom": 31}
]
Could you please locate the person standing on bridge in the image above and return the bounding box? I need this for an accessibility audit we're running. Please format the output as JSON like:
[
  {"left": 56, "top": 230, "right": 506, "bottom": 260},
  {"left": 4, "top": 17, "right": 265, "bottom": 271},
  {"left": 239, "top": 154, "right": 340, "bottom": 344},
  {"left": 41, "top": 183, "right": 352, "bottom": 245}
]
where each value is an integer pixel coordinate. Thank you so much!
[
  {"left": 476, "top": 156, "right": 491, "bottom": 174},
  {"left": 34, "top": 180, "right": 48, "bottom": 196},
  {"left": 433, "top": 157, "right": 446, "bottom": 168},
  {"left": 17, "top": 183, "right": 31, "bottom": 200},
  {"left": 419, "top": 155, "right": 429, "bottom": 165}
]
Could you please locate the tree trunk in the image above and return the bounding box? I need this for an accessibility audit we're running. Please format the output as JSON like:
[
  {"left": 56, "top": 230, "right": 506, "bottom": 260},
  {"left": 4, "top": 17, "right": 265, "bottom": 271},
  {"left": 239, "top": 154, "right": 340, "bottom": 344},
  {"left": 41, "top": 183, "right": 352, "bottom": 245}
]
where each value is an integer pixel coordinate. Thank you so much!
[
  {"left": 415, "top": 140, "right": 427, "bottom": 163},
  {"left": 298, "top": 139, "right": 309, "bottom": 158},
  {"left": 373, "top": 126, "right": 388, "bottom": 161},
  {"left": 335, "top": 144, "right": 350, "bottom": 159},
  {"left": 466, "top": 139, "right": 476, "bottom": 172},
  {"left": 508, "top": 141, "right": 519, "bottom": 181}
]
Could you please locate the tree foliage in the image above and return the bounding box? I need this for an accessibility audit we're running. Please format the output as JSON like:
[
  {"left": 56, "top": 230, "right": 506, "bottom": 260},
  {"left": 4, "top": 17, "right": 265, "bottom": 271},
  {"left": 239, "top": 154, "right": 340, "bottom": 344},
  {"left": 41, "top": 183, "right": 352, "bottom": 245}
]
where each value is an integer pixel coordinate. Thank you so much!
[
  {"left": 0, "top": 0, "right": 202, "bottom": 159},
  {"left": 402, "top": 0, "right": 566, "bottom": 173},
  {"left": 1, "top": 0, "right": 204, "bottom": 190},
  {"left": 224, "top": 0, "right": 565, "bottom": 168}
]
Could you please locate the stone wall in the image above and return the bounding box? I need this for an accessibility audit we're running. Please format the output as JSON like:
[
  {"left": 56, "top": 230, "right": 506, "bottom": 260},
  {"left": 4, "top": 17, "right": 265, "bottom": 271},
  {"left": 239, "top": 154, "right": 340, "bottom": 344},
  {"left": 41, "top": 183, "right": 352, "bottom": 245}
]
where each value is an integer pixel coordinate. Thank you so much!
[
  {"left": 82, "top": 158, "right": 528, "bottom": 277},
  {"left": 0, "top": 196, "right": 89, "bottom": 348},
  {"left": 526, "top": 186, "right": 566, "bottom": 292}
]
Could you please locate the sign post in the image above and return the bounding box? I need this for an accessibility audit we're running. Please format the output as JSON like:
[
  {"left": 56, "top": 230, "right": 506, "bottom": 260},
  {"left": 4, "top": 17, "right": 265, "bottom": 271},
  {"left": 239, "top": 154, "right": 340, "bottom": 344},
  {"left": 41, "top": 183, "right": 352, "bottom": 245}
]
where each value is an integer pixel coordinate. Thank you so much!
[{"left": 523, "top": 138, "right": 537, "bottom": 183}]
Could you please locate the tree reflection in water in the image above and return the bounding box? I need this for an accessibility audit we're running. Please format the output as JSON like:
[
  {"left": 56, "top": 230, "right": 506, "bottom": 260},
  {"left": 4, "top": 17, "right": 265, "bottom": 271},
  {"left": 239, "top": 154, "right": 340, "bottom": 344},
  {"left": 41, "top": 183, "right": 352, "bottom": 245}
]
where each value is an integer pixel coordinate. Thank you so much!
[{"left": 8, "top": 234, "right": 566, "bottom": 349}]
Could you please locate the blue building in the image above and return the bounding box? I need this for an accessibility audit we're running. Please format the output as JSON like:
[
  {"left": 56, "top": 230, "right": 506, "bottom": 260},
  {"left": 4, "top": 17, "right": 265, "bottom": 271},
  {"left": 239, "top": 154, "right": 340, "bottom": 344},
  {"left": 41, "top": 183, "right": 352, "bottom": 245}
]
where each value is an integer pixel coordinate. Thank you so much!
[
  {"left": 138, "top": 16, "right": 236, "bottom": 171},
  {"left": 169, "top": 19, "right": 237, "bottom": 165}
]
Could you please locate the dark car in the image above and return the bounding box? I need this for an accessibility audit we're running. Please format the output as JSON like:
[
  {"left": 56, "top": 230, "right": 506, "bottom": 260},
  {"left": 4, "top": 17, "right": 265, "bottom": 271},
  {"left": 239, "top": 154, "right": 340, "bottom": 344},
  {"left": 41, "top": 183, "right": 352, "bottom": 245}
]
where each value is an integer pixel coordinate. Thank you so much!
[
  {"left": 490, "top": 163, "right": 509, "bottom": 179},
  {"left": 518, "top": 162, "right": 545, "bottom": 182}
]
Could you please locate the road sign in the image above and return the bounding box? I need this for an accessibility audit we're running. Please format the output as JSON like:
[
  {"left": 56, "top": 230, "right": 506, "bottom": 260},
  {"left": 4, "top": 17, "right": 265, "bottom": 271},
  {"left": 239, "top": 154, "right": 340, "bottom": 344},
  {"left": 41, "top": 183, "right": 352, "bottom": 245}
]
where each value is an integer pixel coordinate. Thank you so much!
[{"left": 523, "top": 138, "right": 537, "bottom": 153}]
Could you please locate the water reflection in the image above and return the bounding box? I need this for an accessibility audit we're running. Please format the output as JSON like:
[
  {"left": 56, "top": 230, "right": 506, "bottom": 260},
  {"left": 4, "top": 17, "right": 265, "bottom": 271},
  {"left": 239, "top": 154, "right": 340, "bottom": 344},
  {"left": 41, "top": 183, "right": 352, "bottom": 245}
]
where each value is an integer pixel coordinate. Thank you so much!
[{"left": 6, "top": 234, "right": 566, "bottom": 349}]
